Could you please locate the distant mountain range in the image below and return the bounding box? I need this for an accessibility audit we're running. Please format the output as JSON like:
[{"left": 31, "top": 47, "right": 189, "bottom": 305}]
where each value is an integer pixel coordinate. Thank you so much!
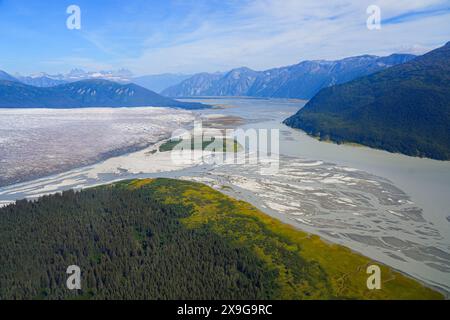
[
  {"left": 161, "top": 54, "right": 416, "bottom": 99},
  {"left": 3, "top": 53, "right": 415, "bottom": 98},
  {"left": 16, "top": 75, "right": 67, "bottom": 87},
  {"left": 0, "top": 70, "right": 19, "bottom": 82},
  {"left": 6, "top": 69, "right": 193, "bottom": 93},
  {"left": 0, "top": 79, "right": 208, "bottom": 109},
  {"left": 11, "top": 69, "right": 134, "bottom": 87},
  {"left": 284, "top": 42, "right": 450, "bottom": 160},
  {"left": 133, "top": 73, "right": 194, "bottom": 93},
  {"left": 162, "top": 72, "right": 225, "bottom": 97}
]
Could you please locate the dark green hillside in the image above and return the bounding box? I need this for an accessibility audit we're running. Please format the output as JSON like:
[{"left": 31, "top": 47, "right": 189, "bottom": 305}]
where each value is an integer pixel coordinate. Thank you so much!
[
  {"left": 0, "top": 179, "right": 442, "bottom": 300},
  {"left": 0, "top": 79, "right": 208, "bottom": 109},
  {"left": 284, "top": 42, "right": 450, "bottom": 160}
]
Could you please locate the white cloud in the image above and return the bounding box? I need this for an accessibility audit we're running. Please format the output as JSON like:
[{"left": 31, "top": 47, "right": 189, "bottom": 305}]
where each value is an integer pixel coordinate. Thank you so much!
[{"left": 58, "top": 0, "right": 450, "bottom": 75}]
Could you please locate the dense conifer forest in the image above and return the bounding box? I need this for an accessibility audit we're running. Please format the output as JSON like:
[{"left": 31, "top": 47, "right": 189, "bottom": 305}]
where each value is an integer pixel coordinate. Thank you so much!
[{"left": 0, "top": 184, "right": 277, "bottom": 299}]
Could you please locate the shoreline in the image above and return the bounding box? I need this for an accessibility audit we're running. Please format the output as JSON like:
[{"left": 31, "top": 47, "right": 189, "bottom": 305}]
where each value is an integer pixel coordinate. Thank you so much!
[
  {"left": 180, "top": 173, "right": 450, "bottom": 297},
  {"left": 285, "top": 125, "right": 450, "bottom": 163}
]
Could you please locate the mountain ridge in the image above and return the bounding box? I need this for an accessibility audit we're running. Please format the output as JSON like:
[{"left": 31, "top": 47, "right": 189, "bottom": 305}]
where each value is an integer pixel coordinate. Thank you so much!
[
  {"left": 161, "top": 53, "right": 416, "bottom": 99},
  {"left": 16, "top": 75, "right": 67, "bottom": 87},
  {"left": 0, "top": 70, "right": 18, "bottom": 82},
  {"left": 0, "top": 79, "right": 208, "bottom": 109}
]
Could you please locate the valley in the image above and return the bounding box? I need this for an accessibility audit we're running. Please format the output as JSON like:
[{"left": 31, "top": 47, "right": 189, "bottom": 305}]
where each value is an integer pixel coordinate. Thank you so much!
[{"left": 1, "top": 98, "right": 449, "bottom": 295}]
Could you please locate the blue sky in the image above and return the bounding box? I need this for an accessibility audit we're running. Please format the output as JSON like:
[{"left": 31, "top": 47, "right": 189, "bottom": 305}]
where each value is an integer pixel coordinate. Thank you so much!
[{"left": 0, "top": 0, "right": 449, "bottom": 75}]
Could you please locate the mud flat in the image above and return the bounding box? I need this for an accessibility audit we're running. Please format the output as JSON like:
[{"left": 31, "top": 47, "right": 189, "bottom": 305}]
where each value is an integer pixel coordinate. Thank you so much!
[
  {"left": 0, "top": 107, "right": 195, "bottom": 187},
  {"left": 178, "top": 154, "right": 450, "bottom": 293}
]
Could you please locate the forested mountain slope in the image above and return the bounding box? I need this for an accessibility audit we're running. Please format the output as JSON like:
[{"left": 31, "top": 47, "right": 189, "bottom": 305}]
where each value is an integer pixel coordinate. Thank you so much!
[
  {"left": 284, "top": 42, "right": 450, "bottom": 160},
  {"left": 162, "top": 54, "right": 415, "bottom": 99}
]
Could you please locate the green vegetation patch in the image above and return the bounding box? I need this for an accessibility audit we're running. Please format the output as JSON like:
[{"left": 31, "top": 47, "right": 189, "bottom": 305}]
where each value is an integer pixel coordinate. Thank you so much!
[
  {"left": 159, "top": 136, "right": 241, "bottom": 153},
  {"left": 127, "top": 178, "right": 443, "bottom": 300}
]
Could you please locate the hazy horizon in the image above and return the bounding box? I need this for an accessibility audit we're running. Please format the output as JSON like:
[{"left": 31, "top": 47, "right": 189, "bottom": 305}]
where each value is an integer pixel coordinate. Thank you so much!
[{"left": 3, "top": 49, "right": 432, "bottom": 79}]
